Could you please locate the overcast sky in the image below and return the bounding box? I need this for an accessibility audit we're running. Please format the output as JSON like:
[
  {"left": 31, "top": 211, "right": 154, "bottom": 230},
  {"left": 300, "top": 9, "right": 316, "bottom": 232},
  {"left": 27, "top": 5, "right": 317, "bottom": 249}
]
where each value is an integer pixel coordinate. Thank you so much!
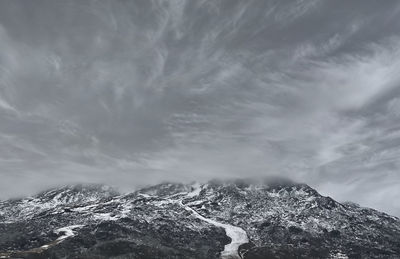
[{"left": 0, "top": 0, "right": 400, "bottom": 216}]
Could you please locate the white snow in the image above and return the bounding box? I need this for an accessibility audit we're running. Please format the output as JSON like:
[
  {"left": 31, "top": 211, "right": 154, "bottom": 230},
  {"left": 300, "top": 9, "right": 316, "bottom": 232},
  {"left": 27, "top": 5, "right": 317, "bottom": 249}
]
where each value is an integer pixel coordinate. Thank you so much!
[
  {"left": 153, "top": 199, "right": 175, "bottom": 206},
  {"left": 330, "top": 252, "right": 349, "bottom": 259},
  {"left": 138, "top": 193, "right": 153, "bottom": 198},
  {"left": 54, "top": 225, "right": 84, "bottom": 241},
  {"left": 119, "top": 202, "right": 133, "bottom": 218},
  {"left": 183, "top": 203, "right": 248, "bottom": 259},
  {"left": 72, "top": 203, "right": 98, "bottom": 212},
  {"left": 92, "top": 200, "right": 133, "bottom": 221},
  {"left": 93, "top": 212, "right": 120, "bottom": 221}
]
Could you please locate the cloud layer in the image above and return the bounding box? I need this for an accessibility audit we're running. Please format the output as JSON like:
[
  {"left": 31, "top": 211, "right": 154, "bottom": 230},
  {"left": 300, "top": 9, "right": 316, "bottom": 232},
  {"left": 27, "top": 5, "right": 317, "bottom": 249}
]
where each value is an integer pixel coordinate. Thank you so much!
[{"left": 1, "top": 0, "right": 400, "bottom": 216}]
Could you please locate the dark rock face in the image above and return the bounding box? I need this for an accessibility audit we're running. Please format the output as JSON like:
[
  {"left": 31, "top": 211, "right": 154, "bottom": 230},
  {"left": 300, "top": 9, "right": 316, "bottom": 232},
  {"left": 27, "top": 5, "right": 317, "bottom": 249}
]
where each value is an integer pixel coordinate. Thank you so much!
[{"left": 0, "top": 179, "right": 399, "bottom": 259}]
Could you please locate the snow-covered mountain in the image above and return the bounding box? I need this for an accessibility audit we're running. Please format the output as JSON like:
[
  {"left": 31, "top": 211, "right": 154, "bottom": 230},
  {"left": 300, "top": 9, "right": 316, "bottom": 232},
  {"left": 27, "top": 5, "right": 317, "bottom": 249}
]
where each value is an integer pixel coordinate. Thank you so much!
[{"left": 0, "top": 179, "right": 399, "bottom": 259}]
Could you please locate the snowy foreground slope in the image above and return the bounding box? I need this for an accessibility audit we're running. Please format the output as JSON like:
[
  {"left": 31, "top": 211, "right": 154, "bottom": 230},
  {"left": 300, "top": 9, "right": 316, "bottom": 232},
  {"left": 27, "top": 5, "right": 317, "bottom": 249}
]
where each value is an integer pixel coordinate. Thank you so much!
[{"left": 0, "top": 179, "right": 400, "bottom": 259}]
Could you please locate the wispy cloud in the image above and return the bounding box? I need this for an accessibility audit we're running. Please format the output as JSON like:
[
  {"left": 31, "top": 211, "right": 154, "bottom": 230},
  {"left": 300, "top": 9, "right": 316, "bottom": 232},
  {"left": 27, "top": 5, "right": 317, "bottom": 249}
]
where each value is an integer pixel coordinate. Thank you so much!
[{"left": 0, "top": 0, "right": 400, "bottom": 216}]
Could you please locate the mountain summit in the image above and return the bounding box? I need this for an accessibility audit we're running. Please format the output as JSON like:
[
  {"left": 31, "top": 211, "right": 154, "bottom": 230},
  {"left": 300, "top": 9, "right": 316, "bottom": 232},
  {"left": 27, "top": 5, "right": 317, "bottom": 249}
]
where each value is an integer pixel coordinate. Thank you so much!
[{"left": 1, "top": 179, "right": 399, "bottom": 259}]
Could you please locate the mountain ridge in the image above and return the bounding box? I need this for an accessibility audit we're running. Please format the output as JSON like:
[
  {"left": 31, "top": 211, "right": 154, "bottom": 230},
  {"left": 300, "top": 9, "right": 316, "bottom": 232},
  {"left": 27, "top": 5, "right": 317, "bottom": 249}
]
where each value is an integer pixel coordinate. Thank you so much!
[{"left": 1, "top": 178, "right": 399, "bottom": 259}]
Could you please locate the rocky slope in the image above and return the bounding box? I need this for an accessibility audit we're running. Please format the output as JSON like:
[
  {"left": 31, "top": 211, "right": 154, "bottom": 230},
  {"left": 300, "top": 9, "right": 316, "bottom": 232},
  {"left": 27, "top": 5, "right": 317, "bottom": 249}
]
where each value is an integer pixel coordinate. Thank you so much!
[{"left": 0, "top": 179, "right": 399, "bottom": 259}]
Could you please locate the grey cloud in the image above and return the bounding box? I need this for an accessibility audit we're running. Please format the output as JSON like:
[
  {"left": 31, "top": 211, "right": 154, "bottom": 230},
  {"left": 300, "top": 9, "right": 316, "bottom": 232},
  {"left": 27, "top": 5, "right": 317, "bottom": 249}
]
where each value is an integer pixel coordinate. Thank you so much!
[{"left": 1, "top": 0, "right": 400, "bottom": 216}]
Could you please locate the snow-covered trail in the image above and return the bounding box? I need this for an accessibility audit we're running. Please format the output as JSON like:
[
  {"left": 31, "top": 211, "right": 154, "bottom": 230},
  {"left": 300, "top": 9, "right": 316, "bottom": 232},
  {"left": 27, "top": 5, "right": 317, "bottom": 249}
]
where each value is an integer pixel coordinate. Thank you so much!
[
  {"left": 182, "top": 203, "right": 249, "bottom": 259},
  {"left": 158, "top": 184, "right": 249, "bottom": 259}
]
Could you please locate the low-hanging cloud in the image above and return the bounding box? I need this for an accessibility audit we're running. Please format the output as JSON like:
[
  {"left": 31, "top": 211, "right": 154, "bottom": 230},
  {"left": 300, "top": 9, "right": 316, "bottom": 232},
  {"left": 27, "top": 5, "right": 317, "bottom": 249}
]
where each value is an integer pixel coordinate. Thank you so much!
[{"left": 1, "top": 0, "right": 400, "bottom": 216}]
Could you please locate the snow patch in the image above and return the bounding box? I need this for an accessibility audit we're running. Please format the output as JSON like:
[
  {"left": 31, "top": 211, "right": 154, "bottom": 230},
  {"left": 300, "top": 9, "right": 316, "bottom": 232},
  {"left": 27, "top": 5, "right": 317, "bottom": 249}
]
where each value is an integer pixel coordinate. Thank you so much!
[
  {"left": 93, "top": 213, "right": 120, "bottom": 221},
  {"left": 92, "top": 201, "right": 133, "bottom": 221},
  {"left": 54, "top": 225, "right": 84, "bottom": 241},
  {"left": 329, "top": 252, "right": 349, "bottom": 259},
  {"left": 138, "top": 193, "right": 153, "bottom": 198}
]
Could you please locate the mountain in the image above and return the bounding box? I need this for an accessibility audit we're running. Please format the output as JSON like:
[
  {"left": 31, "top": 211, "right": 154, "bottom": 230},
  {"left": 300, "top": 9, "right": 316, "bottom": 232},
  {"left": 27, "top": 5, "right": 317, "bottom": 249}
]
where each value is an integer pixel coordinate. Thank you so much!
[{"left": 0, "top": 179, "right": 399, "bottom": 259}]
